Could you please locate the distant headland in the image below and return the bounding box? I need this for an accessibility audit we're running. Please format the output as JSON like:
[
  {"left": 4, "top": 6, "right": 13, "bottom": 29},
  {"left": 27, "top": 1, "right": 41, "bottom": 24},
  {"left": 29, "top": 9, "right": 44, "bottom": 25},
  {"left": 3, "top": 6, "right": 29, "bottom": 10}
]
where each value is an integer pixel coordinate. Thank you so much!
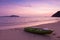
[
  {"left": 2, "top": 15, "right": 19, "bottom": 17},
  {"left": 52, "top": 11, "right": 60, "bottom": 17}
]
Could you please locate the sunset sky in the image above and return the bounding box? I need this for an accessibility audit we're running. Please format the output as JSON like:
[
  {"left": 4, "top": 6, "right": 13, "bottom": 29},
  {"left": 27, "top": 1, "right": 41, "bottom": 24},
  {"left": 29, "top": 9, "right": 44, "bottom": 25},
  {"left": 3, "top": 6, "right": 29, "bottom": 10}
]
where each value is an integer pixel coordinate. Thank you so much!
[{"left": 0, "top": 0, "right": 60, "bottom": 16}]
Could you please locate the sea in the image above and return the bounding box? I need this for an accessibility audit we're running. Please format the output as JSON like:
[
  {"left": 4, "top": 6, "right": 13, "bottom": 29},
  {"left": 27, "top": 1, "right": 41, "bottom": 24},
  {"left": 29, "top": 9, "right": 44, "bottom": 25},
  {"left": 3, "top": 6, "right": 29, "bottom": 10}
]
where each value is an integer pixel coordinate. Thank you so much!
[{"left": 0, "top": 16, "right": 60, "bottom": 29}]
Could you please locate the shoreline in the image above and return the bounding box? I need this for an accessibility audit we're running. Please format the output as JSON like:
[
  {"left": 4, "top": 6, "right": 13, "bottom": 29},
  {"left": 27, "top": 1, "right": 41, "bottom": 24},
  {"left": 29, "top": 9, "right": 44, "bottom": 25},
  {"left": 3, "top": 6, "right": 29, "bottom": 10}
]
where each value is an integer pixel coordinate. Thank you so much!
[
  {"left": 0, "top": 20, "right": 58, "bottom": 30},
  {"left": 0, "top": 21, "right": 60, "bottom": 40}
]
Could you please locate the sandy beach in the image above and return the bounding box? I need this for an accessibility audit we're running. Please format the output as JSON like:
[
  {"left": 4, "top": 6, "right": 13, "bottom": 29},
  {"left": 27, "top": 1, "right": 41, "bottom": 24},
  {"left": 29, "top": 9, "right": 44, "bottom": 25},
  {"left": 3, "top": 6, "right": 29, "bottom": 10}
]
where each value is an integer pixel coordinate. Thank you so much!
[{"left": 0, "top": 21, "right": 60, "bottom": 40}]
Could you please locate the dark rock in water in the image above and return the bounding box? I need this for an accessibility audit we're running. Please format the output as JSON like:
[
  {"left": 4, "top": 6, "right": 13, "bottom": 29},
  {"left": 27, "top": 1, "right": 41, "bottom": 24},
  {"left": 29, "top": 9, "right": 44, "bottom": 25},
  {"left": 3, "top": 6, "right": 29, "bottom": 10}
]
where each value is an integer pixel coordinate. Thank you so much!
[
  {"left": 52, "top": 11, "right": 60, "bottom": 17},
  {"left": 56, "top": 36, "right": 60, "bottom": 38}
]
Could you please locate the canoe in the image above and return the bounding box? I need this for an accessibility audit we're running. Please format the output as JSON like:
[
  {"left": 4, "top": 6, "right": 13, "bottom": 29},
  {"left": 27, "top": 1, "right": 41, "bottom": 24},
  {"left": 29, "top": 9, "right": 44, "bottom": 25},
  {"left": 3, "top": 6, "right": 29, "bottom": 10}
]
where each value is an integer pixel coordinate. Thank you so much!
[{"left": 24, "top": 27, "right": 53, "bottom": 35}]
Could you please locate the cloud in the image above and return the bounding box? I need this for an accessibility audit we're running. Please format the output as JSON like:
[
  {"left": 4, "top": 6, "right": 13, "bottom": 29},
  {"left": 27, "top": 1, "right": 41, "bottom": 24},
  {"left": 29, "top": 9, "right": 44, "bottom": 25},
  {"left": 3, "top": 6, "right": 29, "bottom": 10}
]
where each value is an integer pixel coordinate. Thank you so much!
[
  {"left": 0, "top": 0, "right": 60, "bottom": 8},
  {"left": 0, "top": 0, "right": 60, "bottom": 3},
  {"left": 0, "top": 0, "right": 60, "bottom": 5}
]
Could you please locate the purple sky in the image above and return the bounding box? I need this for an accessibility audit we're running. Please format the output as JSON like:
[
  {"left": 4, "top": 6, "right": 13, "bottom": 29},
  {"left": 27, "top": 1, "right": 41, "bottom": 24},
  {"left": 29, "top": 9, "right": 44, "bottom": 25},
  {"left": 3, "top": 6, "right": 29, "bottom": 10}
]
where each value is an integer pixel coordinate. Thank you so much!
[{"left": 0, "top": 0, "right": 60, "bottom": 16}]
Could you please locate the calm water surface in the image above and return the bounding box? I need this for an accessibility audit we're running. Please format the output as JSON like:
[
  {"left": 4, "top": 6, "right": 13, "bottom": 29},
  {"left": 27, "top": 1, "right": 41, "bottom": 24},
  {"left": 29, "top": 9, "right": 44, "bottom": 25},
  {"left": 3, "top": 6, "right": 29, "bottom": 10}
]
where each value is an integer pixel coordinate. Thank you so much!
[{"left": 0, "top": 17, "right": 60, "bottom": 29}]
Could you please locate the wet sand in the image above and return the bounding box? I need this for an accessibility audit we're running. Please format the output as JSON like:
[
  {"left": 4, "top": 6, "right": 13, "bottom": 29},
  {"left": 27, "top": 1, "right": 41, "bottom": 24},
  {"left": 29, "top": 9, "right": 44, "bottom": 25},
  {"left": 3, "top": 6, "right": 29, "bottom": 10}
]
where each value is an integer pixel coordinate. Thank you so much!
[{"left": 0, "top": 21, "right": 60, "bottom": 40}]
